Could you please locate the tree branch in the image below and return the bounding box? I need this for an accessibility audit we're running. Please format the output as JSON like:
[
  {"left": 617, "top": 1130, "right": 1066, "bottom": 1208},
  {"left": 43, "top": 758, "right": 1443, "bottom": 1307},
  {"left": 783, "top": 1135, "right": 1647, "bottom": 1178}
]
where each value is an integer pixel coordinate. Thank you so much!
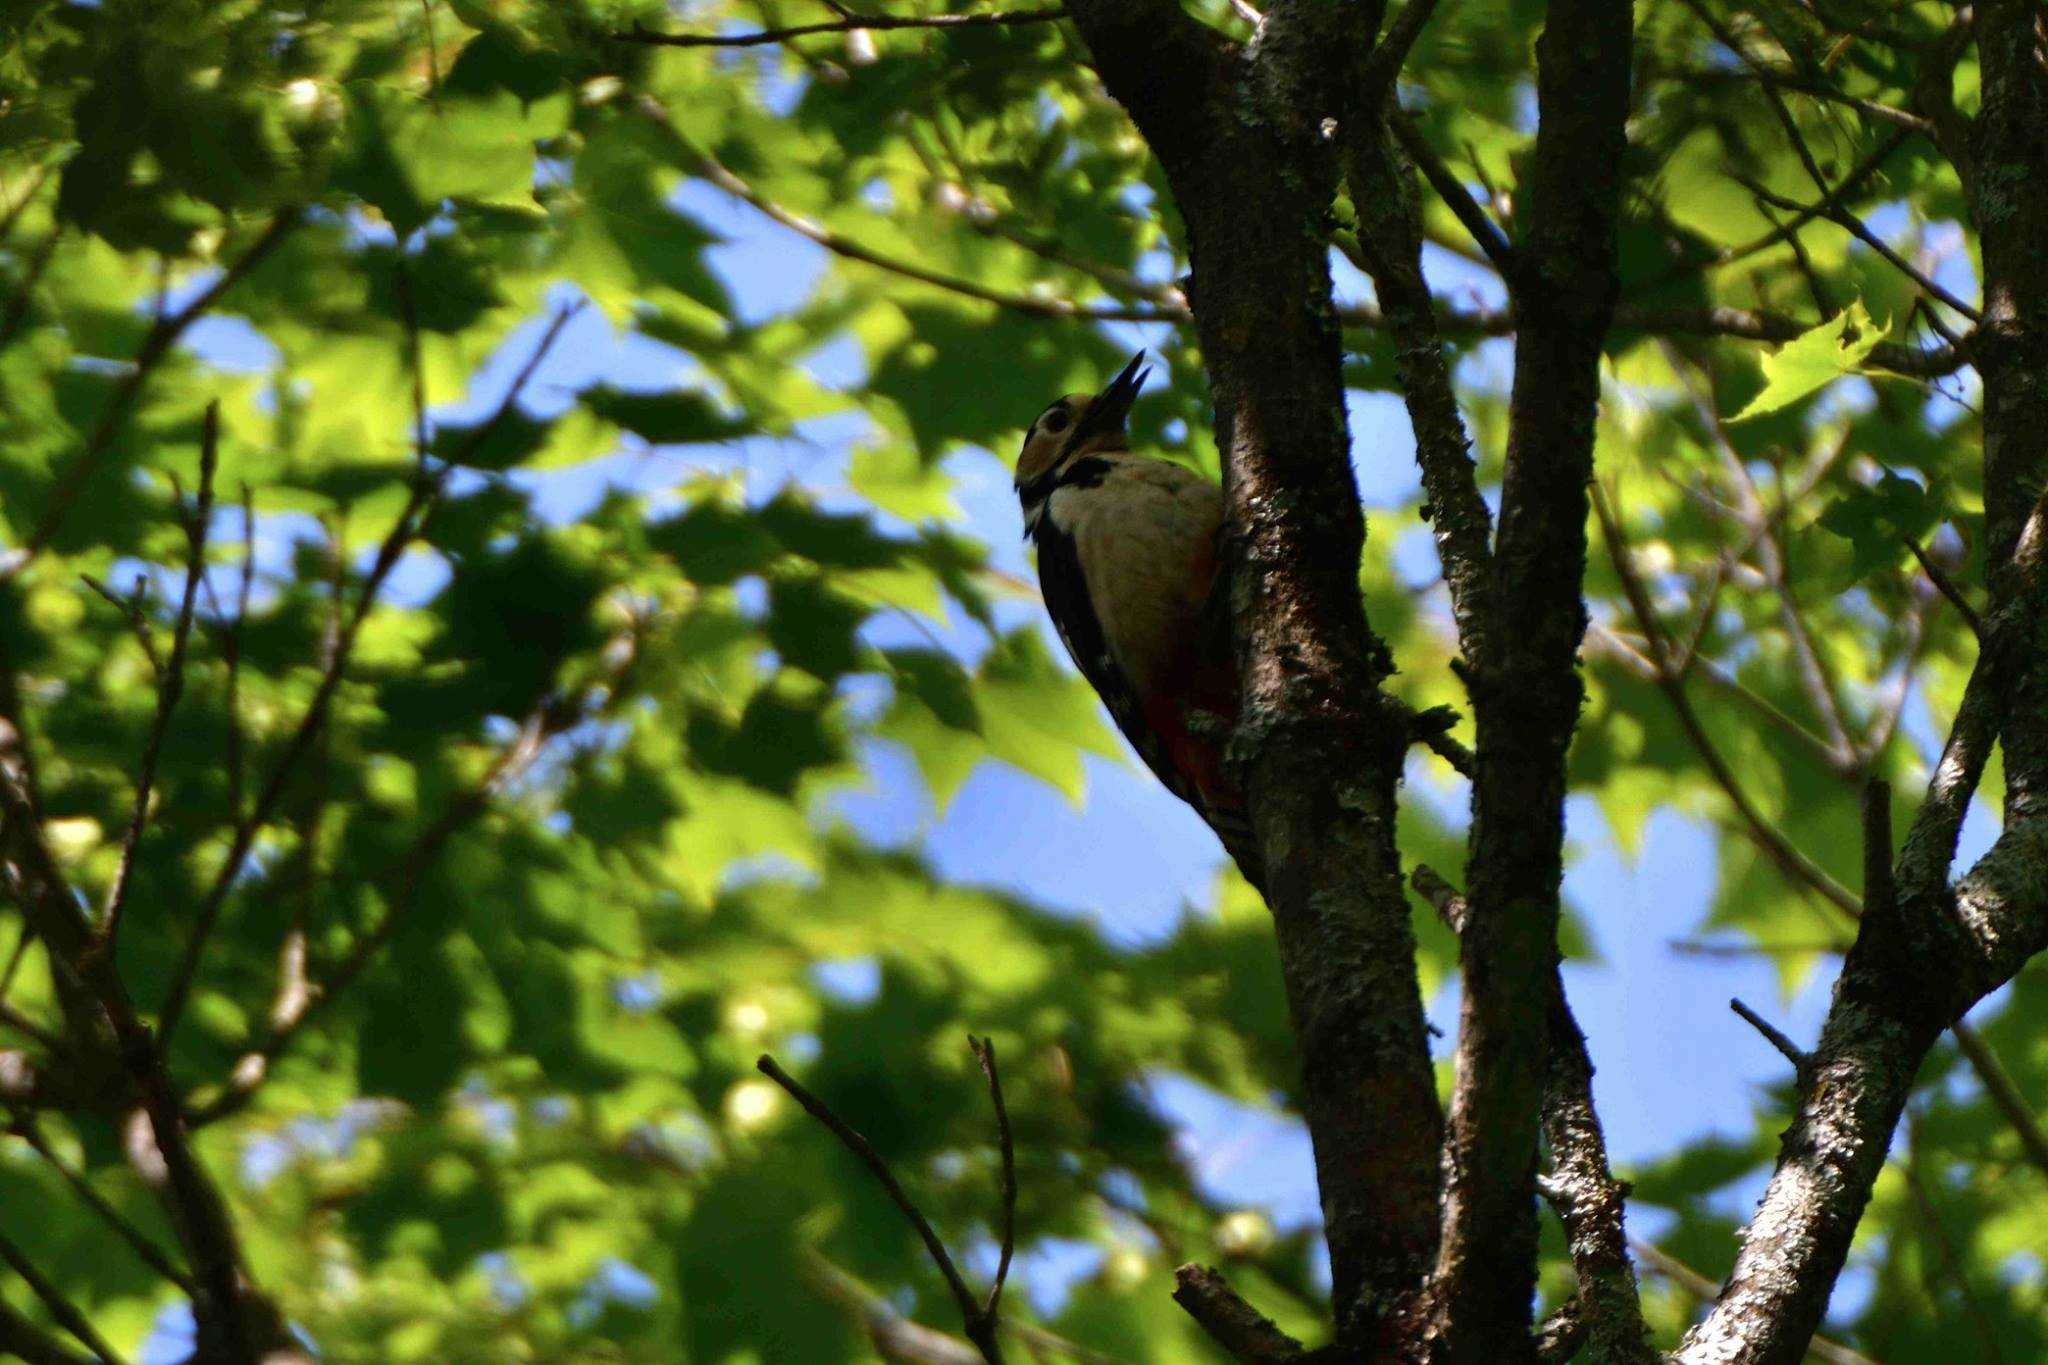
[
  {"left": 1729, "top": 998, "right": 1813, "bottom": 1079},
  {"left": 1413, "top": 866, "right": 1656, "bottom": 1364},
  {"left": 759, "top": 1045, "right": 1011, "bottom": 1363},
  {"left": 4, "top": 211, "right": 297, "bottom": 579},
  {"left": 156, "top": 302, "right": 582, "bottom": 1046},
  {"left": 0, "top": 1298, "right": 96, "bottom": 1365},
  {"left": 1436, "top": 0, "right": 1633, "bottom": 1353},
  {"left": 1170, "top": 1265, "right": 1308, "bottom": 1365},
  {"left": 616, "top": 6, "right": 1064, "bottom": 48},
  {"left": 92, "top": 402, "right": 217, "bottom": 950},
  {"left": 1633, "top": 1241, "right": 1876, "bottom": 1365},
  {"left": 1064, "top": 0, "right": 1447, "bottom": 1335},
  {"left": 0, "top": 1223, "right": 130, "bottom": 1365},
  {"left": 969, "top": 1035, "right": 1016, "bottom": 1324},
  {"left": 8, "top": 1114, "right": 194, "bottom": 1292},
  {"left": 1909, "top": 538, "right": 1984, "bottom": 637},
  {"left": 1340, "top": 109, "right": 1496, "bottom": 661},
  {"left": 1387, "top": 108, "right": 1517, "bottom": 279}
]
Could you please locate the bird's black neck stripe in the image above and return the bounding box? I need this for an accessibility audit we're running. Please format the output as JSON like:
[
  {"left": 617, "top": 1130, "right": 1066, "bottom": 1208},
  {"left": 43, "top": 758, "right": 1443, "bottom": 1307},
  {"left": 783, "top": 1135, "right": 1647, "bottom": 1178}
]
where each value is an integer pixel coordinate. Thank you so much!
[{"left": 1018, "top": 455, "right": 1115, "bottom": 510}]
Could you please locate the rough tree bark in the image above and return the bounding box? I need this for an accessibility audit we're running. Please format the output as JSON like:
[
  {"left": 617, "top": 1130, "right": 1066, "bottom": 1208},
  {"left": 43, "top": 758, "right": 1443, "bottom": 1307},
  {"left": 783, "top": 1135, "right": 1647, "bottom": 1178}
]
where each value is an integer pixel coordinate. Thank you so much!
[
  {"left": 1430, "top": 2, "right": 1634, "bottom": 1357},
  {"left": 1059, "top": 2, "right": 1446, "bottom": 1337},
  {"left": 1678, "top": 6, "right": 2048, "bottom": 1362},
  {"left": 1063, "top": 1, "right": 1640, "bottom": 1357}
]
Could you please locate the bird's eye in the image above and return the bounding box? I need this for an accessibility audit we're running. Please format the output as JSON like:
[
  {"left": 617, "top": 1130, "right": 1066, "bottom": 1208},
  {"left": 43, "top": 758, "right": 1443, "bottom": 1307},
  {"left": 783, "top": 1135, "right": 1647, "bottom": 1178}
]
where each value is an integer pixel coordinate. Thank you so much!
[{"left": 1042, "top": 410, "right": 1071, "bottom": 433}]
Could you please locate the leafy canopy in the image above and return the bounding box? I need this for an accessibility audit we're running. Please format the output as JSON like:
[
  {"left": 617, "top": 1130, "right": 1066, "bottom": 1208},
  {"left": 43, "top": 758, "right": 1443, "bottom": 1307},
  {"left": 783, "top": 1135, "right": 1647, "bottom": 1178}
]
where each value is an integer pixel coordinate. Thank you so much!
[{"left": 0, "top": 0, "right": 2033, "bottom": 1361}]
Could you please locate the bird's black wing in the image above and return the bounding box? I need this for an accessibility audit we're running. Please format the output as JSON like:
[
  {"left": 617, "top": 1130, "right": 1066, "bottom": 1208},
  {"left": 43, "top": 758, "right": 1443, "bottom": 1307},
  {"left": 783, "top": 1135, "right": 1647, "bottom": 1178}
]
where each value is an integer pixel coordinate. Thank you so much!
[{"left": 1030, "top": 506, "right": 1199, "bottom": 812}]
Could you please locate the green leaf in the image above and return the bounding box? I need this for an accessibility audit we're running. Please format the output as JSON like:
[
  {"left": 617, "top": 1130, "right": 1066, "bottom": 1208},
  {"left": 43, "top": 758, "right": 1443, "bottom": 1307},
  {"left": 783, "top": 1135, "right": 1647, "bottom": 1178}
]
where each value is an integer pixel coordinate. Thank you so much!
[
  {"left": 582, "top": 384, "right": 753, "bottom": 446},
  {"left": 1817, "top": 473, "right": 1944, "bottom": 582},
  {"left": 1730, "top": 300, "right": 1884, "bottom": 421}
]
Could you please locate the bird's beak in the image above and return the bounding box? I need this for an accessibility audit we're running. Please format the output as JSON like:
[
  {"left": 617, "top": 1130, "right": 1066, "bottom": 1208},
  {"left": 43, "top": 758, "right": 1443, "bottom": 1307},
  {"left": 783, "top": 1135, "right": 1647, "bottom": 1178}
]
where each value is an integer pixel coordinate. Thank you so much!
[{"left": 1074, "top": 350, "right": 1148, "bottom": 441}]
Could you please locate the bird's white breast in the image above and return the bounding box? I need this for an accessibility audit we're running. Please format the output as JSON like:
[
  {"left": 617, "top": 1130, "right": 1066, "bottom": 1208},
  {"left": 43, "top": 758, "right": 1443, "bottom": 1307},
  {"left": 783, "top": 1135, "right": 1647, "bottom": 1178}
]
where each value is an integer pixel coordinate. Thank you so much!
[{"left": 1044, "top": 457, "right": 1223, "bottom": 697}]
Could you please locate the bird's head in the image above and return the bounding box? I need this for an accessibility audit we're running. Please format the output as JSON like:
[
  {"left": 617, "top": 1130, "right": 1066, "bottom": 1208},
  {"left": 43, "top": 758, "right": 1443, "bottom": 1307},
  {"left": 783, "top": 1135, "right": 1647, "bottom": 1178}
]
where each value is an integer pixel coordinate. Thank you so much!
[{"left": 1015, "top": 351, "right": 1149, "bottom": 495}]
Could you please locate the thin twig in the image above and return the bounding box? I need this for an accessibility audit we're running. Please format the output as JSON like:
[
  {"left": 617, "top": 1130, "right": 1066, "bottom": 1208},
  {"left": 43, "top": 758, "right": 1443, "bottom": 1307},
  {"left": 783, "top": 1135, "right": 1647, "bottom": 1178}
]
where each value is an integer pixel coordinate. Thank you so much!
[
  {"left": 1387, "top": 107, "right": 1516, "bottom": 278},
  {"left": 6, "top": 211, "right": 298, "bottom": 578},
  {"left": 1647, "top": 62, "right": 1935, "bottom": 135},
  {"left": 1729, "top": 998, "right": 1813, "bottom": 1078},
  {"left": 93, "top": 402, "right": 218, "bottom": 950},
  {"left": 187, "top": 683, "right": 591, "bottom": 1126},
  {"left": 1169, "top": 1265, "right": 1305, "bottom": 1364},
  {"left": 1359, "top": 0, "right": 1443, "bottom": 97},
  {"left": 1909, "top": 538, "right": 1983, "bottom": 636},
  {"left": 0, "top": 165, "right": 52, "bottom": 246},
  {"left": 1593, "top": 487, "right": 1862, "bottom": 917},
  {"left": 1950, "top": 1022, "right": 2048, "bottom": 1179},
  {"left": 0, "top": 999, "right": 61, "bottom": 1051},
  {"left": 618, "top": 7, "right": 1064, "bottom": 48},
  {"left": 1743, "top": 177, "right": 1981, "bottom": 322},
  {"left": 969, "top": 1035, "right": 1016, "bottom": 1322},
  {"left": 155, "top": 303, "right": 582, "bottom": 1046},
  {"left": 644, "top": 106, "right": 1174, "bottom": 324},
  {"left": 9, "top": 1115, "right": 195, "bottom": 1292},
  {"left": 0, "top": 1223, "right": 130, "bottom": 1365},
  {"left": 0, "top": 229, "right": 60, "bottom": 350},
  {"left": 223, "top": 483, "right": 256, "bottom": 823},
  {"left": 1669, "top": 937, "right": 1850, "bottom": 958},
  {"left": 757, "top": 1052, "right": 1005, "bottom": 1364},
  {"left": 0, "top": 1296, "right": 95, "bottom": 1365},
  {"left": 1695, "top": 128, "right": 1917, "bottom": 278}
]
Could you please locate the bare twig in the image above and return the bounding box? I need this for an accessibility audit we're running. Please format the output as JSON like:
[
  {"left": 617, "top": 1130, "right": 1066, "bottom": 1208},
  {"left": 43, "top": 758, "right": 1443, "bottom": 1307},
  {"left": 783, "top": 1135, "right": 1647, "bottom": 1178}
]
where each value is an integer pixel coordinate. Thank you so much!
[
  {"left": 969, "top": 1035, "right": 1016, "bottom": 1322},
  {"left": 1169, "top": 1265, "right": 1306, "bottom": 1364},
  {"left": 93, "top": 402, "right": 218, "bottom": 949},
  {"left": 1647, "top": 61, "right": 1935, "bottom": 136},
  {"left": 156, "top": 303, "right": 582, "bottom": 1046},
  {"left": 188, "top": 679, "right": 599, "bottom": 1126},
  {"left": 1359, "top": 0, "right": 1443, "bottom": 97},
  {"left": 0, "top": 165, "right": 52, "bottom": 246},
  {"left": 1694, "top": 128, "right": 1917, "bottom": 278},
  {"left": 9, "top": 1115, "right": 194, "bottom": 1292},
  {"left": 617, "top": 7, "right": 1064, "bottom": 48},
  {"left": 0, "top": 999, "right": 61, "bottom": 1051},
  {"left": 0, "top": 1223, "right": 130, "bottom": 1365},
  {"left": 1950, "top": 1023, "right": 2048, "bottom": 1179},
  {"left": 804, "top": 1254, "right": 991, "bottom": 1364},
  {"left": 1669, "top": 936, "right": 1850, "bottom": 958},
  {"left": 1729, "top": 998, "right": 1813, "bottom": 1078},
  {"left": 221, "top": 485, "right": 256, "bottom": 823},
  {"left": 0, "top": 1296, "right": 95, "bottom": 1365},
  {"left": 758, "top": 1050, "right": 1007, "bottom": 1363},
  {"left": 0, "top": 229, "right": 60, "bottom": 350},
  {"left": 7, "top": 211, "right": 298, "bottom": 577},
  {"left": 1743, "top": 176, "right": 1981, "bottom": 322},
  {"left": 1593, "top": 487, "right": 1863, "bottom": 917},
  {"left": 644, "top": 108, "right": 1173, "bottom": 324},
  {"left": 1909, "top": 538, "right": 1984, "bottom": 636},
  {"left": 1387, "top": 108, "right": 1516, "bottom": 278}
]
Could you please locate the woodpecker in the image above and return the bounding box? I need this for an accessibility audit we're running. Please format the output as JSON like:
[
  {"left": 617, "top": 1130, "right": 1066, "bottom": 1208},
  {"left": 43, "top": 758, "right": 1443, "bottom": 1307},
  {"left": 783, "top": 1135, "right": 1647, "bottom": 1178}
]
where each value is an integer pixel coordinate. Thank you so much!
[{"left": 1015, "top": 353, "right": 1263, "bottom": 889}]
